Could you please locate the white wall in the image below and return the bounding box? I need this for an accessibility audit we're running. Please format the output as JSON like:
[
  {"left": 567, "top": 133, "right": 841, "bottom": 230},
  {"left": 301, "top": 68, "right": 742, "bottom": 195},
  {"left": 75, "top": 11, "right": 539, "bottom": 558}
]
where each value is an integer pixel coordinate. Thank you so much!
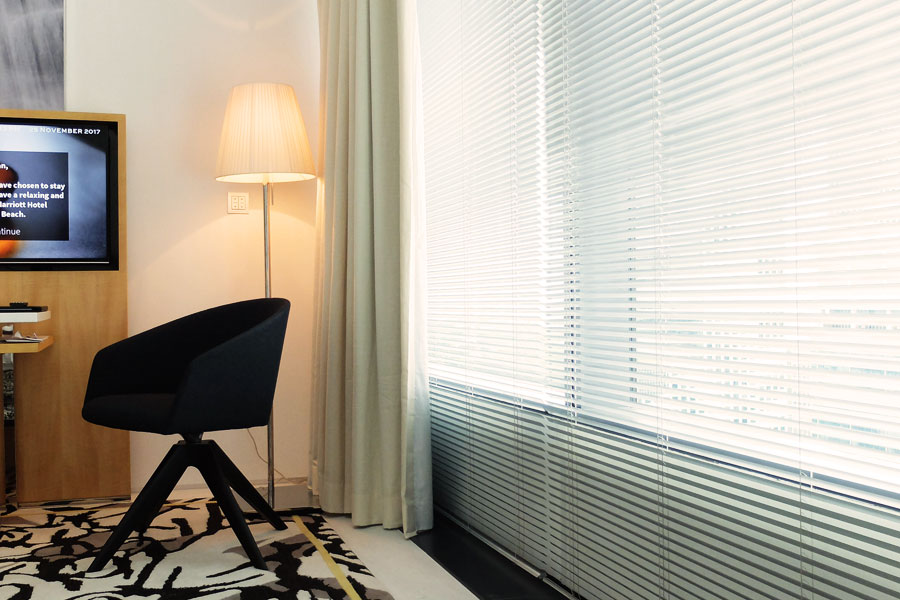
[{"left": 65, "top": 0, "right": 320, "bottom": 490}]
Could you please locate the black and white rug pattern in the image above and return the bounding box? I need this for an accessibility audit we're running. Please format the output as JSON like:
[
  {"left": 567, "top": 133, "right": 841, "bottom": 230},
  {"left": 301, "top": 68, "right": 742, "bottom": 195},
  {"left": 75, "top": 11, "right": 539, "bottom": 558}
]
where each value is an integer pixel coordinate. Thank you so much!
[{"left": 0, "top": 497, "right": 395, "bottom": 599}]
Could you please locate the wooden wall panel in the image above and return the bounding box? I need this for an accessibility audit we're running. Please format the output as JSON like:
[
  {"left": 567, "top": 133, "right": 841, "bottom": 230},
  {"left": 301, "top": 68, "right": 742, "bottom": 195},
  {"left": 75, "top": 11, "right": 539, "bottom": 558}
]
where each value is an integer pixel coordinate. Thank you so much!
[{"left": 0, "top": 110, "right": 129, "bottom": 503}]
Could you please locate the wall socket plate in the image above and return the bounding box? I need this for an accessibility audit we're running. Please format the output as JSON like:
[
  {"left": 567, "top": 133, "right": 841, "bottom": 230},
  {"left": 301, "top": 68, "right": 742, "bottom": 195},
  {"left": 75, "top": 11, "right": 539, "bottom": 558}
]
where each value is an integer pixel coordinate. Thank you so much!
[{"left": 227, "top": 192, "right": 250, "bottom": 214}]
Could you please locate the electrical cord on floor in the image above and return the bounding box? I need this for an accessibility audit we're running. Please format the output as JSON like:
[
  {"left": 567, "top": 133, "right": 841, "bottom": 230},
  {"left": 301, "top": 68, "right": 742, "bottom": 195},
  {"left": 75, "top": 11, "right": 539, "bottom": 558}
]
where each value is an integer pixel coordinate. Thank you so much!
[{"left": 245, "top": 428, "right": 290, "bottom": 483}]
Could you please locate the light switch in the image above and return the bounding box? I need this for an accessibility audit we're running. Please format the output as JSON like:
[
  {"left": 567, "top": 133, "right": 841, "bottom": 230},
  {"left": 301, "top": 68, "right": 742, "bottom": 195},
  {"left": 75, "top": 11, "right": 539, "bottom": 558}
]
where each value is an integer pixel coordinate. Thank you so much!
[{"left": 227, "top": 192, "right": 250, "bottom": 214}]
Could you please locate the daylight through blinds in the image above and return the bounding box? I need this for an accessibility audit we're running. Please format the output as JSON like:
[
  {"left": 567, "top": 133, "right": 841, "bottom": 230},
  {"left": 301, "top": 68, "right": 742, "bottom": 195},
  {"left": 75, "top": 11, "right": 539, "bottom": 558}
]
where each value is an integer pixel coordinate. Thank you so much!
[{"left": 420, "top": 1, "right": 900, "bottom": 598}]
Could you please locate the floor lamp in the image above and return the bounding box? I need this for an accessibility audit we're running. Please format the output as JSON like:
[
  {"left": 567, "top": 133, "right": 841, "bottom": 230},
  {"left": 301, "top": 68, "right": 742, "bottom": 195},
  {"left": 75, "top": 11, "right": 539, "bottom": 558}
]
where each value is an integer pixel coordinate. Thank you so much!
[{"left": 215, "top": 82, "right": 316, "bottom": 507}]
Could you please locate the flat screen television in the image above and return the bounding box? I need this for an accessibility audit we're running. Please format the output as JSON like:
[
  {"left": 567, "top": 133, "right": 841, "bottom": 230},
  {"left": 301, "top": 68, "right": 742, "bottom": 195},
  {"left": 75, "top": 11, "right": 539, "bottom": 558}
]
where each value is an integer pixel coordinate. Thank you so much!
[{"left": 0, "top": 110, "right": 122, "bottom": 270}]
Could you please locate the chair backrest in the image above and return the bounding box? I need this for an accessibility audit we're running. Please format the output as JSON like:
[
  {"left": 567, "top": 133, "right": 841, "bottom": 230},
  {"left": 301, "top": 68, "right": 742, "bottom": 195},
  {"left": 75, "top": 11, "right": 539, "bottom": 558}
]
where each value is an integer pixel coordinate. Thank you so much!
[{"left": 84, "top": 298, "right": 291, "bottom": 434}]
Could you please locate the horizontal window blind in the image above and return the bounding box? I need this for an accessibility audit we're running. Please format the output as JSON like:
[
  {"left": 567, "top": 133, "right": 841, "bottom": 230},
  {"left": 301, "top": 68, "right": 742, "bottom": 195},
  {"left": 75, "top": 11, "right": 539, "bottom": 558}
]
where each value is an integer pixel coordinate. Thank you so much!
[
  {"left": 432, "top": 391, "right": 900, "bottom": 599},
  {"left": 423, "top": 0, "right": 572, "bottom": 409},
  {"left": 419, "top": 0, "right": 900, "bottom": 598}
]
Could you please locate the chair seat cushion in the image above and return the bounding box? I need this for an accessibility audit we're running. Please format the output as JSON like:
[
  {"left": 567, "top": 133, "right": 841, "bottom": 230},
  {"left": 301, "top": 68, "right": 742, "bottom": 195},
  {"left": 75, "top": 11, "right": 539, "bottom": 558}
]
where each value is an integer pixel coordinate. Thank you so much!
[{"left": 83, "top": 393, "right": 177, "bottom": 434}]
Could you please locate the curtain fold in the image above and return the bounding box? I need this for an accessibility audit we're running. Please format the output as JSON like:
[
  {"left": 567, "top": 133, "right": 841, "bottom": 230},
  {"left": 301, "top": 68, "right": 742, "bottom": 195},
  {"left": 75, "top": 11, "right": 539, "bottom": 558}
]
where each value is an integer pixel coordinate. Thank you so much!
[{"left": 311, "top": 0, "right": 431, "bottom": 537}]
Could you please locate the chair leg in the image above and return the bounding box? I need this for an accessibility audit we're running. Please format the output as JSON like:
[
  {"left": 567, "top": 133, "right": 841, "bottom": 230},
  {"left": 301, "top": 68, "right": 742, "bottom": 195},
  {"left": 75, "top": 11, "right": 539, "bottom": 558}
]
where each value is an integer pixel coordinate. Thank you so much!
[
  {"left": 88, "top": 444, "right": 190, "bottom": 572},
  {"left": 134, "top": 442, "right": 197, "bottom": 536},
  {"left": 209, "top": 441, "right": 287, "bottom": 530},
  {"left": 133, "top": 494, "right": 170, "bottom": 537},
  {"left": 193, "top": 444, "right": 267, "bottom": 570}
]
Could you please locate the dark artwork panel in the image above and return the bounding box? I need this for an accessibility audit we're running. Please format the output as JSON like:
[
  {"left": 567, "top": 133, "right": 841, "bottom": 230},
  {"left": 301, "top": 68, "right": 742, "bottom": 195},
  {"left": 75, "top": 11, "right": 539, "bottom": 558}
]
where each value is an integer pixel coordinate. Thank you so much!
[{"left": 0, "top": 0, "right": 65, "bottom": 110}]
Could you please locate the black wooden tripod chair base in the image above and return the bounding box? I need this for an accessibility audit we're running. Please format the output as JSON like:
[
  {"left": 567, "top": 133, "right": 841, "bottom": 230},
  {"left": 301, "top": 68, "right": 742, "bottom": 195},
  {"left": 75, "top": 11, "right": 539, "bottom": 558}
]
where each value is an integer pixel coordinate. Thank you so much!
[
  {"left": 87, "top": 435, "right": 287, "bottom": 572},
  {"left": 81, "top": 298, "right": 292, "bottom": 572}
]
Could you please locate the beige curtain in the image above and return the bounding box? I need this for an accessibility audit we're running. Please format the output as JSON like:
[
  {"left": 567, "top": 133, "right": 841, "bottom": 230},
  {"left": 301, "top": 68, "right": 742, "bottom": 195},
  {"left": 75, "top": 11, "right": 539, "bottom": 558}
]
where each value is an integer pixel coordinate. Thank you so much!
[{"left": 310, "top": 0, "right": 431, "bottom": 536}]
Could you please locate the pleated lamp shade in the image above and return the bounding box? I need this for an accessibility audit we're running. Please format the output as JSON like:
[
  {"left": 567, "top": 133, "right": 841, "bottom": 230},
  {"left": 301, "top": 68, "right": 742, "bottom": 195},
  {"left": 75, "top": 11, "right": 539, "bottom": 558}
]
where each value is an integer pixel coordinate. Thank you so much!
[{"left": 215, "top": 82, "right": 316, "bottom": 184}]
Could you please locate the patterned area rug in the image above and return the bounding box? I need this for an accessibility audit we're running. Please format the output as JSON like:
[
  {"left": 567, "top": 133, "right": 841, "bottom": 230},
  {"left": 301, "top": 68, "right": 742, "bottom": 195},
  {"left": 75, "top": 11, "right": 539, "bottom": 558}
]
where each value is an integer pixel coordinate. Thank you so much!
[{"left": 0, "top": 497, "right": 395, "bottom": 599}]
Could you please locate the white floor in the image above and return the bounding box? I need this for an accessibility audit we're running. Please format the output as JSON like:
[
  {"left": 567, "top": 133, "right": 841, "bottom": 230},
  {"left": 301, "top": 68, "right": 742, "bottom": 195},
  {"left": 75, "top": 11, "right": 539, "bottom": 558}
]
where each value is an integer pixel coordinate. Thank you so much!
[
  {"left": 180, "top": 483, "right": 476, "bottom": 600},
  {"left": 327, "top": 516, "right": 477, "bottom": 600}
]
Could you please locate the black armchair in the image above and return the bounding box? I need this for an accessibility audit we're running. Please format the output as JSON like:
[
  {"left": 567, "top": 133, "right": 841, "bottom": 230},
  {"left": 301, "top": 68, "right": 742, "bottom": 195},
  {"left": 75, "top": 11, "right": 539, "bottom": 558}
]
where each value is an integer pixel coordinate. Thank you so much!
[{"left": 82, "top": 298, "right": 291, "bottom": 571}]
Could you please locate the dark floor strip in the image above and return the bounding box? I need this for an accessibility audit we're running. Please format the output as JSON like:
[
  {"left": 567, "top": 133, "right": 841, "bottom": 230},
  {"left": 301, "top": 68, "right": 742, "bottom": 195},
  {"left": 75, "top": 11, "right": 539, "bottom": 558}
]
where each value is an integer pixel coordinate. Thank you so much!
[{"left": 413, "top": 513, "right": 567, "bottom": 600}]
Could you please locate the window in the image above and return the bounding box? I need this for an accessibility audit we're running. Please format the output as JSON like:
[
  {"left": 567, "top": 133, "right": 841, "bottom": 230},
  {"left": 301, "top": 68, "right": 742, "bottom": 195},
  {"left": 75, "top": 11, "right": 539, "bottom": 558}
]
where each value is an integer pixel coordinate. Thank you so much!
[{"left": 420, "top": 1, "right": 900, "bottom": 598}]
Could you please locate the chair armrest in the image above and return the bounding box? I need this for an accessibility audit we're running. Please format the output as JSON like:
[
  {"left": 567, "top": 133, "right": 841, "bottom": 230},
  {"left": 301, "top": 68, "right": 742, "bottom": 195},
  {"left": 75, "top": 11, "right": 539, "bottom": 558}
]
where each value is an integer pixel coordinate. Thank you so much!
[
  {"left": 168, "top": 312, "right": 288, "bottom": 433},
  {"left": 84, "top": 316, "right": 214, "bottom": 400},
  {"left": 84, "top": 337, "right": 171, "bottom": 400}
]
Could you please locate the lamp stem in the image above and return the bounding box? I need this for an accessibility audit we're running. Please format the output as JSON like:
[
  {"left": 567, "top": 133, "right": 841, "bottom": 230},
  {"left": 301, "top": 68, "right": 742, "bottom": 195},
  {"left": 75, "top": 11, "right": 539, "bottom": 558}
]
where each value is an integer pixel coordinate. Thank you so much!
[
  {"left": 263, "top": 182, "right": 272, "bottom": 299},
  {"left": 263, "top": 182, "right": 275, "bottom": 507}
]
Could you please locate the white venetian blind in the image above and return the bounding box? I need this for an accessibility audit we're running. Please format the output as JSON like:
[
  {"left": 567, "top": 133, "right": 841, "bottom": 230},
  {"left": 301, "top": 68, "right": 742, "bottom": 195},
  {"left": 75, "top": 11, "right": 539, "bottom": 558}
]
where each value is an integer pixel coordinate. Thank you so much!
[
  {"left": 606, "top": 0, "right": 900, "bottom": 501},
  {"left": 580, "top": 0, "right": 804, "bottom": 466},
  {"left": 420, "top": 0, "right": 900, "bottom": 598},
  {"left": 423, "top": 0, "right": 571, "bottom": 409}
]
